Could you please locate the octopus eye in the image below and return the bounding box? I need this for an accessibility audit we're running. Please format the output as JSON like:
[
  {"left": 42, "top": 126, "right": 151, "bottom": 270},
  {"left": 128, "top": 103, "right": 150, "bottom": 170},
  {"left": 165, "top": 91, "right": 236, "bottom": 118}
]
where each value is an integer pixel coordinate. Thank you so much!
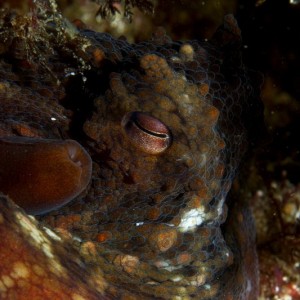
[
  {"left": 0, "top": 137, "right": 92, "bottom": 215},
  {"left": 121, "top": 111, "right": 172, "bottom": 154}
]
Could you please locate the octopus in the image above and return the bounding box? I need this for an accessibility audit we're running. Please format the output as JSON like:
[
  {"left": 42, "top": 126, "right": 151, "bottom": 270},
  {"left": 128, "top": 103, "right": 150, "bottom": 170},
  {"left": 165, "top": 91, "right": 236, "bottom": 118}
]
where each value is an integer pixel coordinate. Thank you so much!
[{"left": 0, "top": 1, "right": 264, "bottom": 299}]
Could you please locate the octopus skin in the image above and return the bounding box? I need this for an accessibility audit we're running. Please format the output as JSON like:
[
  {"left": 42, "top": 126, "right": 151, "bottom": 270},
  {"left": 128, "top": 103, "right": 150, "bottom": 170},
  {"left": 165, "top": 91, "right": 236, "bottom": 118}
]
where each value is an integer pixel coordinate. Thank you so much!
[
  {"left": 0, "top": 2, "right": 262, "bottom": 299},
  {"left": 0, "top": 137, "right": 92, "bottom": 215}
]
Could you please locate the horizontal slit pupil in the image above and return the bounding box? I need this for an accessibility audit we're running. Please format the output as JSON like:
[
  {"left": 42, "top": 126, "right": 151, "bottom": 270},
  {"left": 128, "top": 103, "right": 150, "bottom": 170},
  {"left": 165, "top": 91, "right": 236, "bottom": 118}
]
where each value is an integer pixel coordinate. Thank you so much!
[{"left": 133, "top": 120, "right": 168, "bottom": 139}]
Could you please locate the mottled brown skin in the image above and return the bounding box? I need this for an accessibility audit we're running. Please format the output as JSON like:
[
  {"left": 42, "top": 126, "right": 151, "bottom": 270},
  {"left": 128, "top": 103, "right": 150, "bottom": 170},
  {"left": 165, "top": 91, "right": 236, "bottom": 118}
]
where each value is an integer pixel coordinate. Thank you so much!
[{"left": 0, "top": 2, "right": 261, "bottom": 299}]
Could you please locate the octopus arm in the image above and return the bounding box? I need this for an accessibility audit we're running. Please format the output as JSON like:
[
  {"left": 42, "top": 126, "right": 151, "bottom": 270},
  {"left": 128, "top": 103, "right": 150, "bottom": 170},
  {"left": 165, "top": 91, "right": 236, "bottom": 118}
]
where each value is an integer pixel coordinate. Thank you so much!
[{"left": 0, "top": 195, "right": 109, "bottom": 300}]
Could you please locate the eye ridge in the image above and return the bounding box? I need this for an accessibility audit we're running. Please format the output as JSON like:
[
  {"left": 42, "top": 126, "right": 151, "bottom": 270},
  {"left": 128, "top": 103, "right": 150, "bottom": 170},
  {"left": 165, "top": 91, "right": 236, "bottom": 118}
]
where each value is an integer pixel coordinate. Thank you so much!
[
  {"left": 122, "top": 111, "right": 172, "bottom": 154},
  {"left": 133, "top": 118, "right": 168, "bottom": 139}
]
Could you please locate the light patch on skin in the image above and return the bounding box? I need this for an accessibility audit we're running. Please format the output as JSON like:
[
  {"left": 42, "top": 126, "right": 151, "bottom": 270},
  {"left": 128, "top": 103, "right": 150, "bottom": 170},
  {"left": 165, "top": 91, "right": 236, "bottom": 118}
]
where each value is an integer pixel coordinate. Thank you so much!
[
  {"left": 154, "top": 260, "right": 182, "bottom": 272},
  {"left": 135, "top": 222, "right": 144, "bottom": 226},
  {"left": 71, "top": 293, "right": 86, "bottom": 300},
  {"left": 190, "top": 275, "right": 206, "bottom": 287},
  {"left": 178, "top": 207, "right": 206, "bottom": 232},
  {"left": 48, "top": 255, "right": 66, "bottom": 276},
  {"left": 15, "top": 212, "right": 45, "bottom": 245},
  {"left": 180, "top": 94, "right": 194, "bottom": 115},
  {"left": 171, "top": 275, "right": 183, "bottom": 282},
  {"left": 146, "top": 281, "right": 159, "bottom": 285},
  {"left": 154, "top": 260, "right": 170, "bottom": 269},
  {"left": 41, "top": 242, "right": 54, "bottom": 259},
  {"left": 246, "top": 279, "right": 252, "bottom": 294},
  {"left": 0, "top": 280, "right": 7, "bottom": 293},
  {"left": 72, "top": 235, "right": 82, "bottom": 243},
  {"left": 11, "top": 262, "right": 29, "bottom": 279},
  {"left": 170, "top": 56, "right": 181, "bottom": 63},
  {"left": 110, "top": 14, "right": 126, "bottom": 36},
  {"left": 217, "top": 198, "right": 226, "bottom": 217},
  {"left": 43, "top": 226, "right": 62, "bottom": 241},
  {"left": 1, "top": 275, "right": 15, "bottom": 288},
  {"left": 199, "top": 153, "right": 207, "bottom": 167},
  {"left": 0, "top": 213, "right": 3, "bottom": 224},
  {"left": 179, "top": 43, "right": 195, "bottom": 62},
  {"left": 14, "top": 211, "right": 66, "bottom": 277},
  {"left": 173, "top": 287, "right": 188, "bottom": 297},
  {"left": 88, "top": 275, "right": 108, "bottom": 296}
]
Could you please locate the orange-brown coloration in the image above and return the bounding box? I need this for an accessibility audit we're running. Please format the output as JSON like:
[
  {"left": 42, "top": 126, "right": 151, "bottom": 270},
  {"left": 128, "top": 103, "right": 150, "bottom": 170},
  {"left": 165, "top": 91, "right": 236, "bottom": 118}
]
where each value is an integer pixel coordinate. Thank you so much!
[
  {"left": 96, "top": 231, "right": 112, "bottom": 243},
  {"left": 0, "top": 3, "right": 263, "bottom": 299},
  {"left": 92, "top": 48, "right": 106, "bottom": 67},
  {"left": 0, "top": 196, "right": 108, "bottom": 300},
  {"left": 0, "top": 137, "right": 92, "bottom": 215},
  {"left": 148, "top": 226, "right": 178, "bottom": 252},
  {"left": 11, "top": 123, "right": 41, "bottom": 138},
  {"left": 55, "top": 215, "right": 82, "bottom": 230},
  {"left": 113, "top": 254, "right": 140, "bottom": 274},
  {"left": 199, "top": 83, "right": 210, "bottom": 96}
]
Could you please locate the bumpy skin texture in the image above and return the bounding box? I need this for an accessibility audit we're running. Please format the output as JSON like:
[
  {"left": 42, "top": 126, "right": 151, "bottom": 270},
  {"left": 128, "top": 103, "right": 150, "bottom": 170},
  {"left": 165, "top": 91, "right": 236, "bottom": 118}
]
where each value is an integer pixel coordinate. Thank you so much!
[{"left": 0, "top": 2, "right": 261, "bottom": 299}]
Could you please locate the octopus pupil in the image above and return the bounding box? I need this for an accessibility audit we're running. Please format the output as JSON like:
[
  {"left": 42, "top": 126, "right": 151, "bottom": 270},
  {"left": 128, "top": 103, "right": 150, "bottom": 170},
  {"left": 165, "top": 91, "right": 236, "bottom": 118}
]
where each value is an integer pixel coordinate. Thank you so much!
[{"left": 133, "top": 119, "right": 168, "bottom": 139}]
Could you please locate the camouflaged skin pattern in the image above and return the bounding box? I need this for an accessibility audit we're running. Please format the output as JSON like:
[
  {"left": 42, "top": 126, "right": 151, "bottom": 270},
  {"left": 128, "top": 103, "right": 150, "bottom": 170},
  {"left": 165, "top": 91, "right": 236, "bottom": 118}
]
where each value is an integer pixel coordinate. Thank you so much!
[{"left": 0, "top": 3, "right": 259, "bottom": 299}]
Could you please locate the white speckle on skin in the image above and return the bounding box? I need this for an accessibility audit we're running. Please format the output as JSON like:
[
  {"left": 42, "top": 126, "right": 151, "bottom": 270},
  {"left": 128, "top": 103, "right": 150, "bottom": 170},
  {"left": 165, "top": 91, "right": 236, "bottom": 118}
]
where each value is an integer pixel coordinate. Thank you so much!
[
  {"left": 257, "top": 190, "right": 264, "bottom": 197},
  {"left": 146, "top": 281, "right": 159, "bottom": 285},
  {"left": 72, "top": 235, "right": 82, "bottom": 242},
  {"left": 154, "top": 259, "right": 181, "bottom": 272},
  {"left": 42, "top": 242, "right": 54, "bottom": 259},
  {"left": 217, "top": 197, "right": 225, "bottom": 217},
  {"left": 43, "top": 226, "right": 61, "bottom": 241},
  {"left": 170, "top": 56, "right": 181, "bottom": 62},
  {"left": 171, "top": 275, "right": 183, "bottom": 282},
  {"left": 183, "top": 94, "right": 190, "bottom": 101},
  {"left": 246, "top": 279, "right": 252, "bottom": 294},
  {"left": 178, "top": 207, "right": 206, "bottom": 232},
  {"left": 135, "top": 222, "right": 144, "bottom": 226}
]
